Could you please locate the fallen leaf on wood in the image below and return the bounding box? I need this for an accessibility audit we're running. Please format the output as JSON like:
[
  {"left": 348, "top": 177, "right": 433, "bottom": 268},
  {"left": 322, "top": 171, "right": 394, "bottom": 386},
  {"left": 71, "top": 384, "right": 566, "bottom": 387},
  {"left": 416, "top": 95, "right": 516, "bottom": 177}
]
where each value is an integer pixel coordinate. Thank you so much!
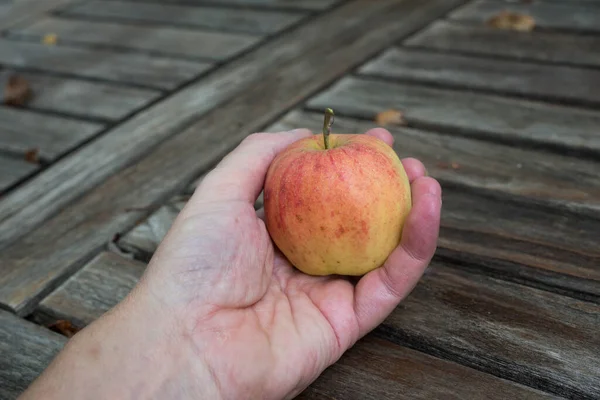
[
  {"left": 24, "top": 148, "right": 40, "bottom": 164},
  {"left": 375, "top": 109, "right": 405, "bottom": 127},
  {"left": 486, "top": 11, "right": 535, "bottom": 32},
  {"left": 42, "top": 33, "right": 58, "bottom": 45},
  {"left": 47, "top": 320, "right": 80, "bottom": 338},
  {"left": 4, "top": 75, "right": 32, "bottom": 106},
  {"left": 437, "top": 161, "right": 461, "bottom": 170}
]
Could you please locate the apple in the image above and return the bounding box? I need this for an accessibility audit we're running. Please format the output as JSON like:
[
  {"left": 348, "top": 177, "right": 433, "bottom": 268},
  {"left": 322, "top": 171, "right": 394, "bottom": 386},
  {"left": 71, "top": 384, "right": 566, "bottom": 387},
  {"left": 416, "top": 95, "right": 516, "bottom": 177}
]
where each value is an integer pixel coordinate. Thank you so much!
[{"left": 264, "top": 109, "right": 412, "bottom": 276}]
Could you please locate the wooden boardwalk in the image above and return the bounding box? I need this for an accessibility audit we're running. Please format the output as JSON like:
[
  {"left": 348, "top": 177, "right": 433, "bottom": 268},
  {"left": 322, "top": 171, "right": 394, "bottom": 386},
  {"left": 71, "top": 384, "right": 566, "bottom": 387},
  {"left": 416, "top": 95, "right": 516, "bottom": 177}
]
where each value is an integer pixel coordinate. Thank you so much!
[{"left": 0, "top": 0, "right": 599, "bottom": 398}]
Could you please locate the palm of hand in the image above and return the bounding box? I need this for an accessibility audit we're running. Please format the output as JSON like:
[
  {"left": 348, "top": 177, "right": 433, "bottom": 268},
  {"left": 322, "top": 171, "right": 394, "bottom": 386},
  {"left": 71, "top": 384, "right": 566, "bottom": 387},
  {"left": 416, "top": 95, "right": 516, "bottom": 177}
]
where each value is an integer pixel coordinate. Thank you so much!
[
  {"left": 151, "top": 199, "right": 357, "bottom": 399},
  {"left": 142, "top": 129, "right": 441, "bottom": 400}
]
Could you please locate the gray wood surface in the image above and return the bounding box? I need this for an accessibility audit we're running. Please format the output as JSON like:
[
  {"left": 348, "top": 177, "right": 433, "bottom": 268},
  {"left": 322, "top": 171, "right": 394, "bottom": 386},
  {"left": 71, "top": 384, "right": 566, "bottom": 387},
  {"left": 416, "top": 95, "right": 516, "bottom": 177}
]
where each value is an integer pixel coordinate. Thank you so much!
[
  {"left": 61, "top": 1, "right": 305, "bottom": 35},
  {"left": 405, "top": 20, "right": 600, "bottom": 67},
  {"left": 377, "top": 261, "right": 600, "bottom": 399},
  {"left": 0, "top": 38, "right": 213, "bottom": 90},
  {"left": 269, "top": 110, "right": 600, "bottom": 302},
  {"left": 0, "top": 0, "right": 75, "bottom": 30},
  {"left": 0, "top": 309, "right": 66, "bottom": 399},
  {"left": 298, "top": 335, "right": 557, "bottom": 400},
  {"left": 450, "top": 0, "right": 600, "bottom": 33},
  {"left": 0, "top": 0, "right": 390, "bottom": 249},
  {"left": 9, "top": 16, "right": 261, "bottom": 61},
  {"left": 0, "top": 155, "right": 38, "bottom": 193},
  {"left": 359, "top": 47, "right": 600, "bottom": 106},
  {"left": 307, "top": 76, "right": 600, "bottom": 155},
  {"left": 0, "top": 0, "right": 467, "bottom": 315},
  {"left": 118, "top": 198, "right": 188, "bottom": 261},
  {"left": 36, "top": 252, "right": 146, "bottom": 328},
  {"left": 1, "top": 71, "right": 161, "bottom": 120},
  {"left": 108, "top": 0, "right": 341, "bottom": 11},
  {"left": 0, "top": 106, "right": 103, "bottom": 160}
]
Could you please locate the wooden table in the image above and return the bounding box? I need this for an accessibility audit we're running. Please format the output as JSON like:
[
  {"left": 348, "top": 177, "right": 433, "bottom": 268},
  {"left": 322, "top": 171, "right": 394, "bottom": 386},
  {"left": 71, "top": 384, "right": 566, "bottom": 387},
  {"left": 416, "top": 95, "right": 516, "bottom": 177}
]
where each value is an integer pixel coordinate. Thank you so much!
[{"left": 1, "top": 0, "right": 599, "bottom": 398}]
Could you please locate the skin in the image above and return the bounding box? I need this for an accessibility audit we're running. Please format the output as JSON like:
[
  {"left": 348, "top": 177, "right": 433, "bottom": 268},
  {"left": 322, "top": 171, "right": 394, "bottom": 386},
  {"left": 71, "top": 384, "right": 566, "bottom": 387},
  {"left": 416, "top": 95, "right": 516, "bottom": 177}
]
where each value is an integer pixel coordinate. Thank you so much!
[{"left": 20, "top": 127, "right": 441, "bottom": 400}]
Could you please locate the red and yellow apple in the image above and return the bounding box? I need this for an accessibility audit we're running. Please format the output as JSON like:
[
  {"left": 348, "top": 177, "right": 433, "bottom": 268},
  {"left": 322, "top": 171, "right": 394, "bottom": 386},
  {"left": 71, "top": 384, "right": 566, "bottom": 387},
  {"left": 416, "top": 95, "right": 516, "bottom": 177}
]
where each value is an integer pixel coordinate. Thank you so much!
[{"left": 263, "top": 110, "right": 412, "bottom": 276}]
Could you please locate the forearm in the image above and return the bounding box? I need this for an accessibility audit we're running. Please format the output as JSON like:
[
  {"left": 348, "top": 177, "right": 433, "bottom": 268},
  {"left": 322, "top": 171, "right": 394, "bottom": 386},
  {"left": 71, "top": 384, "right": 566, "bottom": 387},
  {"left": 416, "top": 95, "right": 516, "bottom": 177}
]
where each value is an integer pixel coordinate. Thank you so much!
[{"left": 19, "top": 287, "right": 221, "bottom": 400}]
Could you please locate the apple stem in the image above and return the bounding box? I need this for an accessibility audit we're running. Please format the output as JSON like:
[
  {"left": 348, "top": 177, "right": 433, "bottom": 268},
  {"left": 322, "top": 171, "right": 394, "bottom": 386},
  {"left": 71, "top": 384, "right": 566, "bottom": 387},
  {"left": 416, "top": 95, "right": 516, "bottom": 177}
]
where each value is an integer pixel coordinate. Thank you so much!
[{"left": 323, "top": 108, "right": 335, "bottom": 149}]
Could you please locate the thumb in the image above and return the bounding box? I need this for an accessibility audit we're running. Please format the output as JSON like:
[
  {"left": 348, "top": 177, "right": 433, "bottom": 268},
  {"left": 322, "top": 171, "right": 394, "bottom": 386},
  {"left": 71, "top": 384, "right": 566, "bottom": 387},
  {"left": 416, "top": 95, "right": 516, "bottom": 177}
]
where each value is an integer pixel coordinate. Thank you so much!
[{"left": 191, "top": 129, "right": 312, "bottom": 205}]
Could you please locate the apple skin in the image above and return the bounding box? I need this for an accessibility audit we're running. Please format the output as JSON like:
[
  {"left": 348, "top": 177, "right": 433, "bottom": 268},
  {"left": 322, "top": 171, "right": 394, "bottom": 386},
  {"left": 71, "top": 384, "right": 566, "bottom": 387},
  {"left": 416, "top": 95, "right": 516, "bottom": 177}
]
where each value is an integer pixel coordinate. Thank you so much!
[{"left": 264, "top": 133, "right": 412, "bottom": 276}]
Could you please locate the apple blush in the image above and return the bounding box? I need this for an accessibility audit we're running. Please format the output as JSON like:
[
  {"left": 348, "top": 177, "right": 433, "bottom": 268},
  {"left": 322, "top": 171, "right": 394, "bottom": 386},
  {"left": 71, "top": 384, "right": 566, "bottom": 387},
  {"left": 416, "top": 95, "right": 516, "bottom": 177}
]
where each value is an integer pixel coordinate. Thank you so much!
[{"left": 263, "top": 108, "right": 412, "bottom": 276}]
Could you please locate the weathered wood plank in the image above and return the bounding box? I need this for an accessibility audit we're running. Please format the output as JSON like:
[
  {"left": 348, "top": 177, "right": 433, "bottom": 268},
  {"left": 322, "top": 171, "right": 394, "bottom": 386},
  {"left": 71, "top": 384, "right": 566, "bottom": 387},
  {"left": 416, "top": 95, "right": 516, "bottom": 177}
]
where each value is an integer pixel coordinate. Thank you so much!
[
  {"left": 0, "top": 38, "right": 213, "bottom": 90},
  {"left": 8, "top": 17, "right": 260, "bottom": 60},
  {"left": 35, "top": 252, "right": 145, "bottom": 328},
  {"left": 107, "top": 0, "right": 341, "bottom": 11},
  {"left": 268, "top": 110, "right": 600, "bottom": 302},
  {"left": 306, "top": 76, "right": 600, "bottom": 156},
  {"left": 404, "top": 20, "right": 600, "bottom": 67},
  {"left": 0, "top": 0, "right": 75, "bottom": 30},
  {"left": 0, "top": 106, "right": 104, "bottom": 160},
  {"left": 61, "top": 1, "right": 305, "bottom": 35},
  {"left": 438, "top": 187, "right": 600, "bottom": 303},
  {"left": 298, "top": 335, "right": 557, "bottom": 400},
  {"left": 0, "top": 155, "right": 38, "bottom": 193},
  {"left": 1, "top": 71, "right": 161, "bottom": 120},
  {"left": 358, "top": 47, "right": 600, "bottom": 107},
  {"left": 0, "top": 0, "right": 413, "bottom": 249},
  {"left": 118, "top": 197, "right": 188, "bottom": 261},
  {"left": 0, "top": 0, "right": 467, "bottom": 315},
  {"left": 377, "top": 261, "right": 600, "bottom": 399},
  {"left": 0, "top": 310, "right": 66, "bottom": 399},
  {"left": 450, "top": 0, "right": 600, "bottom": 33}
]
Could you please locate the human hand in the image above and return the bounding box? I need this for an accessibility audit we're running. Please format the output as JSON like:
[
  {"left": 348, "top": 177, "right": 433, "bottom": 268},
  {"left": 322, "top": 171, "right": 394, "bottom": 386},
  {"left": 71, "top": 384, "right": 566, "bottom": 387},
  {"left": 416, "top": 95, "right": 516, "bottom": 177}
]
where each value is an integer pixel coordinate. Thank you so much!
[{"left": 21, "top": 128, "right": 441, "bottom": 400}]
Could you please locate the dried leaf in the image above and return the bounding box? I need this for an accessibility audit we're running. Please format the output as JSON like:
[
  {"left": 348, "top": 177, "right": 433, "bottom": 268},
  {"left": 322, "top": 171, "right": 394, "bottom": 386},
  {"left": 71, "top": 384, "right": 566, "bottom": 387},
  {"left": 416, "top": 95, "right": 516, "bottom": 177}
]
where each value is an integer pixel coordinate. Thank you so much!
[
  {"left": 375, "top": 109, "right": 405, "bottom": 127},
  {"left": 47, "top": 320, "right": 80, "bottom": 338},
  {"left": 487, "top": 11, "right": 535, "bottom": 32},
  {"left": 4, "top": 75, "right": 32, "bottom": 106},
  {"left": 24, "top": 148, "right": 40, "bottom": 164},
  {"left": 42, "top": 33, "right": 58, "bottom": 45},
  {"left": 436, "top": 161, "right": 461, "bottom": 170}
]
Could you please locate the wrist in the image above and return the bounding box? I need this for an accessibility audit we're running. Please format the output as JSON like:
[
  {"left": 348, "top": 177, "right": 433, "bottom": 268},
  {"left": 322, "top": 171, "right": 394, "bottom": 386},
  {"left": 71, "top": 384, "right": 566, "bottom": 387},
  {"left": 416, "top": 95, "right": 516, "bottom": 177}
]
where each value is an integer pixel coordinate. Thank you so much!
[{"left": 21, "top": 282, "right": 222, "bottom": 400}]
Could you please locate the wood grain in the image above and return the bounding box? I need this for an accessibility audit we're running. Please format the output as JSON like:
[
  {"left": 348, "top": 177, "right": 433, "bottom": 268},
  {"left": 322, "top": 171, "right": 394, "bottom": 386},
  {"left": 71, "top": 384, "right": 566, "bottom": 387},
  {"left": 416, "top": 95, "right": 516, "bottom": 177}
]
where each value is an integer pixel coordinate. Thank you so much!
[
  {"left": 269, "top": 110, "right": 600, "bottom": 301},
  {"left": 118, "top": 197, "right": 188, "bottom": 261},
  {"left": 377, "top": 261, "right": 600, "bottom": 399},
  {"left": 298, "top": 335, "right": 557, "bottom": 400},
  {"left": 1, "top": 70, "right": 161, "bottom": 120},
  {"left": 0, "top": 0, "right": 467, "bottom": 315},
  {"left": 0, "top": 0, "right": 413, "bottom": 249},
  {"left": 0, "top": 154, "right": 38, "bottom": 193},
  {"left": 450, "top": 0, "right": 600, "bottom": 33},
  {"left": 61, "top": 1, "right": 305, "bottom": 35},
  {"left": 359, "top": 47, "right": 600, "bottom": 106},
  {"left": 404, "top": 20, "right": 600, "bottom": 68},
  {"left": 307, "top": 76, "right": 600, "bottom": 156},
  {"left": 107, "top": 0, "right": 341, "bottom": 11},
  {"left": 0, "top": 106, "right": 103, "bottom": 160},
  {"left": 9, "top": 16, "right": 261, "bottom": 60},
  {"left": 0, "top": 309, "right": 65, "bottom": 399},
  {"left": 35, "top": 252, "right": 146, "bottom": 328},
  {"left": 0, "top": 38, "right": 213, "bottom": 90},
  {"left": 0, "top": 0, "right": 75, "bottom": 30}
]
